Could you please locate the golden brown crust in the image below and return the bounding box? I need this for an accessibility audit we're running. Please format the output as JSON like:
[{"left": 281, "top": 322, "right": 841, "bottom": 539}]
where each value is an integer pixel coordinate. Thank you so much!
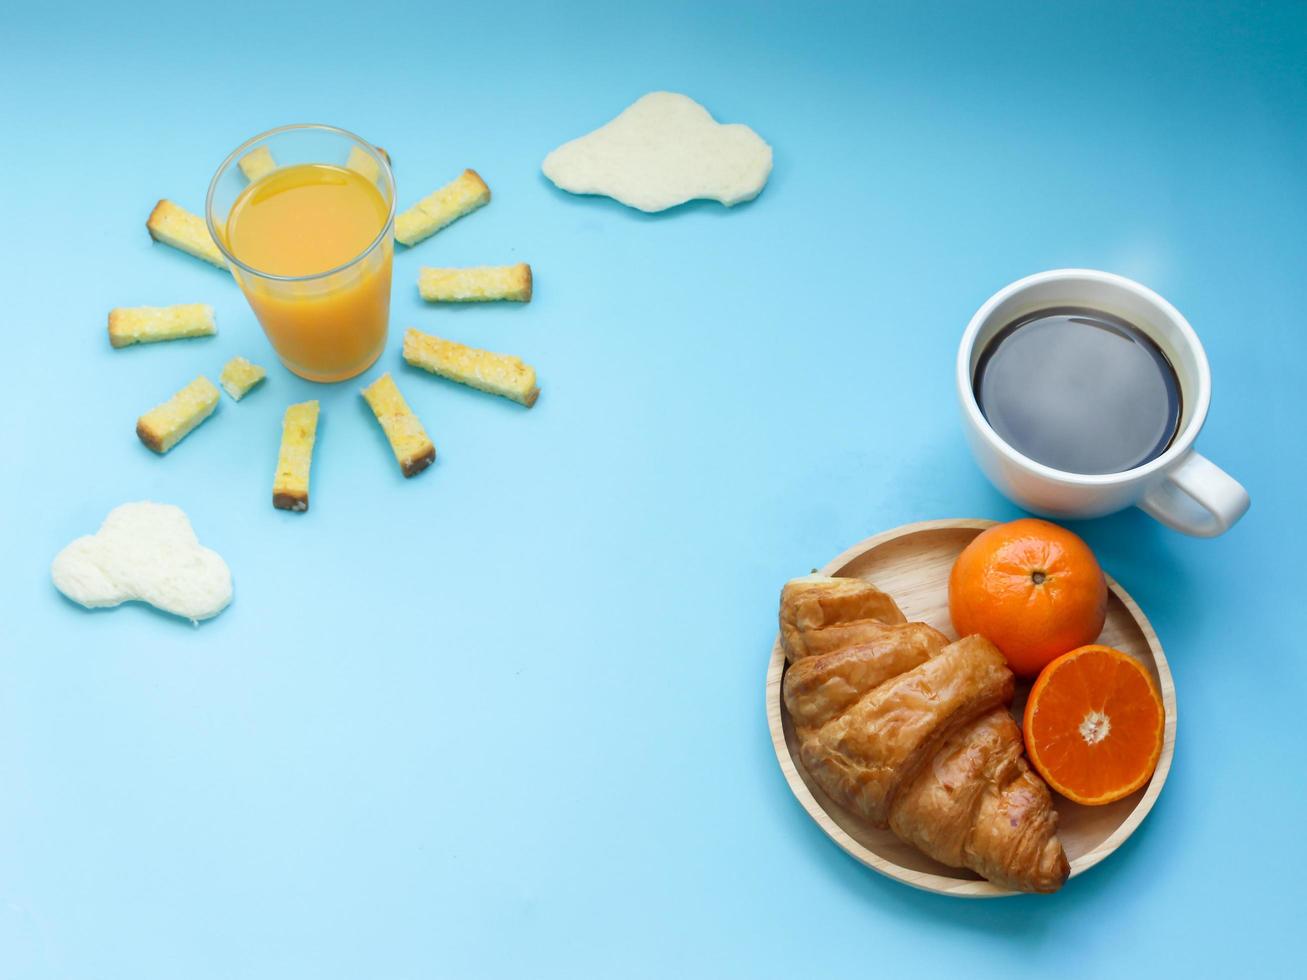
[
  {"left": 797, "top": 636, "right": 1013, "bottom": 826},
  {"left": 135, "top": 419, "right": 163, "bottom": 453},
  {"left": 893, "top": 709, "right": 1069, "bottom": 893},
  {"left": 779, "top": 574, "right": 907, "bottom": 662},
  {"left": 783, "top": 623, "right": 950, "bottom": 729},
  {"left": 403, "top": 454, "right": 433, "bottom": 477},
  {"left": 145, "top": 199, "right": 171, "bottom": 239}
]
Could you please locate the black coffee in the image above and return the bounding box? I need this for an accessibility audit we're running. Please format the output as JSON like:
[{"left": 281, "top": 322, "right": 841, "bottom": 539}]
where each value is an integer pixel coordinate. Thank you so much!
[{"left": 973, "top": 307, "right": 1181, "bottom": 475}]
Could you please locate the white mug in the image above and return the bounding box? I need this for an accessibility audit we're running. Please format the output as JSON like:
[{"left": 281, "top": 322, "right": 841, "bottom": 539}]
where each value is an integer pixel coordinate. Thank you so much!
[{"left": 956, "top": 269, "right": 1250, "bottom": 537}]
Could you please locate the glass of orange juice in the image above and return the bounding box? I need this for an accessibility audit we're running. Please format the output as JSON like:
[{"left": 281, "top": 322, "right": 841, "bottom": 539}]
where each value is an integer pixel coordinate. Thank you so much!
[{"left": 206, "top": 124, "right": 396, "bottom": 382}]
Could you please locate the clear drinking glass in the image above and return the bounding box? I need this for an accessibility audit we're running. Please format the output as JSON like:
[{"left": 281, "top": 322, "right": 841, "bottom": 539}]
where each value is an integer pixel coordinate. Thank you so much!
[{"left": 206, "top": 124, "right": 396, "bottom": 383}]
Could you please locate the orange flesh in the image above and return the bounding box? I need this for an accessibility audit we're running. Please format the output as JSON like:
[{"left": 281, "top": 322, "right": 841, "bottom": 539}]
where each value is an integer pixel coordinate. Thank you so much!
[
  {"left": 1024, "top": 644, "right": 1164, "bottom": 805},
  {"left": 224, "top": 163, "right": 392, "bottom": 382}
]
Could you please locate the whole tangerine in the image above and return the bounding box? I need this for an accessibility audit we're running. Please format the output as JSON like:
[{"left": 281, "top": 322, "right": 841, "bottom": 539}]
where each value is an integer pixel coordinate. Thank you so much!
[{"left": 948, "top": 518, "right": 1107, "bottom": 677}]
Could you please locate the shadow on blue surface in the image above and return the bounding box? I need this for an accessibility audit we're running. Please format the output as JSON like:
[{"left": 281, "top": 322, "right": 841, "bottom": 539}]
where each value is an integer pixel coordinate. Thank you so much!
[
  {"left": 536, "top": 172, "right": 768, "bottom": 220},
  {"left": 52, "top": 589, "right": 210, "bottom": 632}
]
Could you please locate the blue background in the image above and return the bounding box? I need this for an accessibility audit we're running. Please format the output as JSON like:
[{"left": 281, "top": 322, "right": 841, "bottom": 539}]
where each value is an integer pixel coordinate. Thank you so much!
[{"left": 3, "top": 1, "right": 1305, "bottom": 976}]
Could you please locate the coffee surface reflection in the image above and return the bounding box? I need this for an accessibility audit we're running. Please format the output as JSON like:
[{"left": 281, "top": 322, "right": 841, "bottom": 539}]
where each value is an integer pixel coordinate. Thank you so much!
[{"left": 973, "top": 308, "right": 1181, "bottom": 476}]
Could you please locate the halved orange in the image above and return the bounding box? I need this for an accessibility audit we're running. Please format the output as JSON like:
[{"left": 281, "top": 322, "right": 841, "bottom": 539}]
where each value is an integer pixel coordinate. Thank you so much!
[{"left": 1023, "top": 644, "right": 1165, "bottom": 806}]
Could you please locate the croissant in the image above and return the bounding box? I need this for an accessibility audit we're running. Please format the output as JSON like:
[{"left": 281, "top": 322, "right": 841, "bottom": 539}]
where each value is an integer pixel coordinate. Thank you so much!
[{"left": 780, "top": 574, "right": 1069, "bottom": 893}]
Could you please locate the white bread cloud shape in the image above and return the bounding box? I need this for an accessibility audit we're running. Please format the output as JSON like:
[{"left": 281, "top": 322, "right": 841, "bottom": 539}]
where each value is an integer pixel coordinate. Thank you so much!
[
  {"left": 542, "top": 91, "right": 773, "bottom": 213},
  {"left": 51, "top": 502, "right": 232, "bottom": 623}
]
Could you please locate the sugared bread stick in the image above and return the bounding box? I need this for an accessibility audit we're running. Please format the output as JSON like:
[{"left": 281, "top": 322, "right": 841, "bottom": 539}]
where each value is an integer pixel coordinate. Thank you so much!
[
  {"left": 146, "top": 199, "right": 227, "bottom": 270},
  {"left": 418, "top": 264, "right": 532, "bottom": 303},
  {"left": 136, "top": 376, "right": 220, "bottom": 454},
  {"left": 108, "top": 304, "right": 215, "bottom": 349},
  {"left": 273, "top": 401, "right": 320, "bottom": 512},
  {"left": 219, "top": 356, "right": 266, "bottom": 401},
  {"left": 361, "top": 372, "right": 436, "bottom": 477},
  {"left": 238, "top": 146, "right": 277, "bottom": 181},
  {"left": 402, "top": 327, "right": 539, "bottom": 407},
  {"left": 394, "top": 169, "right": 490, "bottom": 247},
  {"left": 345, "top": 145, "right": 391, "bottom": 183}
]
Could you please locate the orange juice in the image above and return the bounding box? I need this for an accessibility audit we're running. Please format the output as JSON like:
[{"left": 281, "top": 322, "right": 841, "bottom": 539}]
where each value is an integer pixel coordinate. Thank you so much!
[{"left": 224, "top": 163, "right": 392, "bottom": 382}]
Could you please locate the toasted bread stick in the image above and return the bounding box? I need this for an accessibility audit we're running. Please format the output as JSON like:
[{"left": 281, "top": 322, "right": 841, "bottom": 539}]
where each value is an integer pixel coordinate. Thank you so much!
[
  {"left": 146, "top": 199, "right": 227, "bottom": 270},
  {"left": 345, "top": 145, "right": 391, "bottom": 183},
  {"left": 418, "top": 264, "right": 532, "bottom": 303},
  {"left": 394, "top": 169, "right": 490, "bottom": 247},
  {"left": 108, "top": 304, "right": 215, "bottom": 349},
  {"left": 402, "top": 327, "right": 539, "bottom": 407},
  {"left": 238, "top": 146, "right": 277, "bottom": 181},
  {"left": 273, "top": 401, "right": 320, "bottom": 512},
  {"left": 136, "top": 377, "right": 220, "bottom": 453},
  {"left": 219, "top": 356, "right": 267, "bottom": 401},
  {"left": 361, "top": 372, "right": 436, "bottom": 477}
]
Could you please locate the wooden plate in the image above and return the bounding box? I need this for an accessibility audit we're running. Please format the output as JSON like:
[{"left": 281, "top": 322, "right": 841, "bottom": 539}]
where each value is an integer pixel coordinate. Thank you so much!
[{"left": 765, "top": 519, "right": 1177, "bottom": 897}]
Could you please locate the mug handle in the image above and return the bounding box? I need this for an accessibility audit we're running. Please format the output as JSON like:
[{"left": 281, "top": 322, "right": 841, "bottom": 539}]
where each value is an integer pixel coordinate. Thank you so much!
[{"left": 1138, "top": 451, "right": 1250, "bottom": 537}]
